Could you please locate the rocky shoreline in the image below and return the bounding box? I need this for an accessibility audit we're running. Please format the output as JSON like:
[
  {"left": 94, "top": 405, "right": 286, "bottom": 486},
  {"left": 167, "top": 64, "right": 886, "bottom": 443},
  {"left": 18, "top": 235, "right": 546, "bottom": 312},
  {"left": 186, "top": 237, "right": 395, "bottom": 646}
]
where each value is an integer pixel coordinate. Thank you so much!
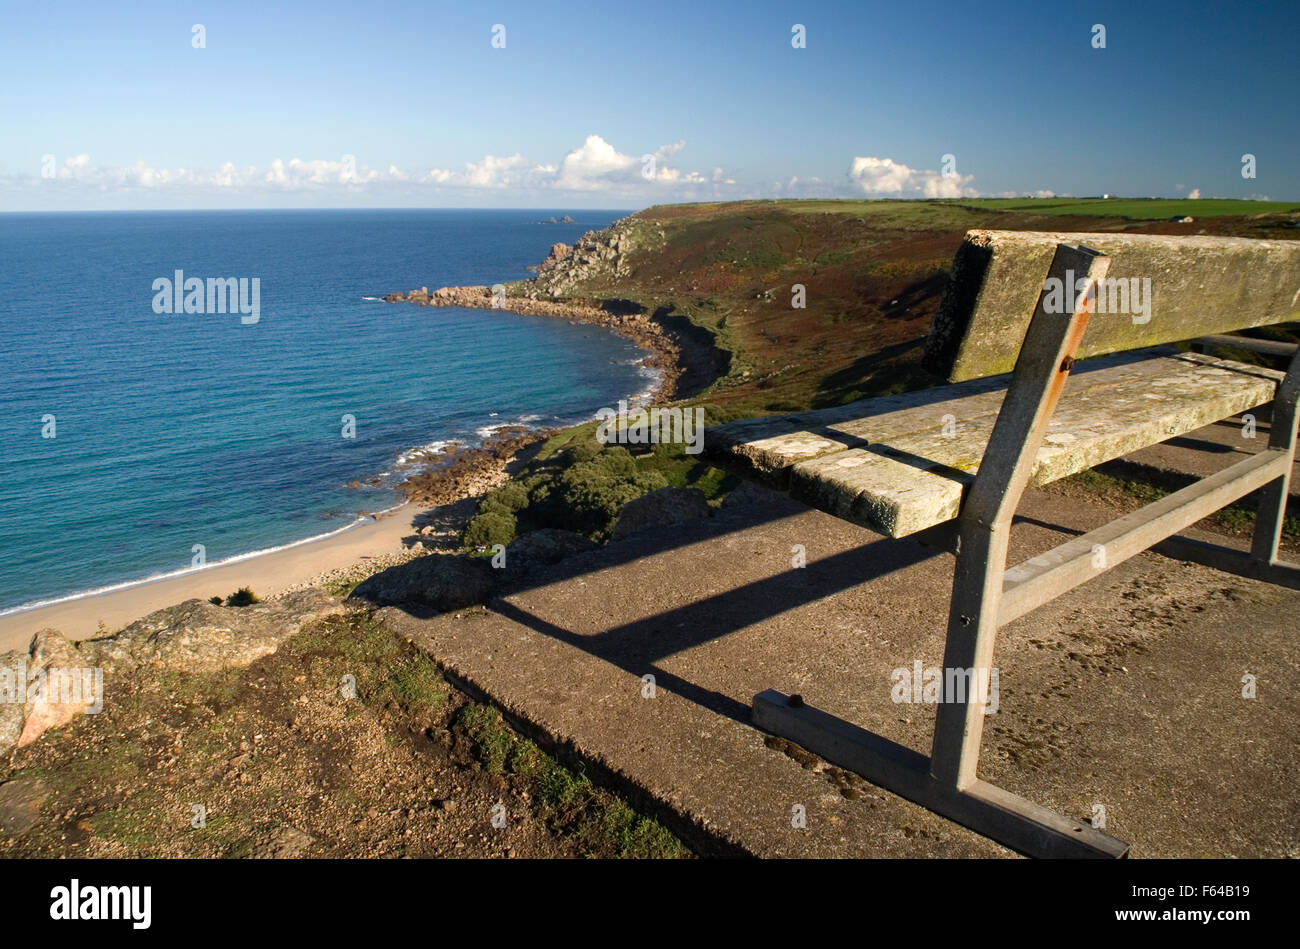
[
  {"left": 396, "top": 425, "right": 552, "bottom": 508},
  {"left": 382, "top": 287, "right": 684, "bottom": 402}
]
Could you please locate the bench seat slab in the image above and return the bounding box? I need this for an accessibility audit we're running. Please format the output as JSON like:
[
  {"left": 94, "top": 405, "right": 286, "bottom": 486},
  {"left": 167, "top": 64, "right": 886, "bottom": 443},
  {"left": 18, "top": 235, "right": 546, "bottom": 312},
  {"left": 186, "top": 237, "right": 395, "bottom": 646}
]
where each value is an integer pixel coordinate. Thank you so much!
[{"left": 707, "top": 351, "right": 1281, "bottom": 538}]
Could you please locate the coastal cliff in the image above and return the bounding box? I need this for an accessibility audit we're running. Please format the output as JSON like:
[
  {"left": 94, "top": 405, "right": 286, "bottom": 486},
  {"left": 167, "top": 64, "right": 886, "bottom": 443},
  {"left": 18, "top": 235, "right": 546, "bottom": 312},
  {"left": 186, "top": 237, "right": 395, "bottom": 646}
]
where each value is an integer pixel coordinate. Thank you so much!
[
  {"left": 383, "top": 219, "right": 685, "bottom": 400},
  {"left": 528, "top": 217, "right": 649, "bottom": 297}
]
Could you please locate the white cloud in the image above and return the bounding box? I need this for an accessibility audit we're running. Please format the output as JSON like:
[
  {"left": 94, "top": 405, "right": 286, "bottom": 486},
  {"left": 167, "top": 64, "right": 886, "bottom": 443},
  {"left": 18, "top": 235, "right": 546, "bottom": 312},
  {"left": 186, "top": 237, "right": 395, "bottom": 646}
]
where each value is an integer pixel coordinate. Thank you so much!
[
  {"left": 1187, "top": 188, "right": 1201, "bottom": 199},
  {"left": 847, "top": 156, "right": 976, "bottom": 198},
  {"left": 5, "top": 136, "right": 728, "bottom": 207},
  {"left": 2, "top": 145, "right": 1017, "bottom": 210},
  {"left": 448, "top": 151, "right": 555, "bottom": 189},
  {"left": 425, "top": 135, "right": 715, "bottom": 193},
  {"left": 554, "top": 135, "right": 640, "bottom": 190},
  {"left": 983, "top": 189, "right": 1059, "bottom": 199},
  {"left": 59, "top": 153, "right": 91, "bottom": 177}
]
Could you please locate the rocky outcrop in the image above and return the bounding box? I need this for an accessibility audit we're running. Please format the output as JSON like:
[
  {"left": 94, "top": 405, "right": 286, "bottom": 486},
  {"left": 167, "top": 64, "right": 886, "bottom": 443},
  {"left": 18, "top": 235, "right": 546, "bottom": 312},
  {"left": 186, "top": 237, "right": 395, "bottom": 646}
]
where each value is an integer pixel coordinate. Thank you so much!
[
  {"left": 348, "top": 554, "right": 496, "bottom": 613},
  {"left": 0, "top": 590, "right": 342, "bottom": 757},
  {"left": 3, "top": 629, "right": 98, "bottom": 754},
  {"left": 611, "top": 487, "right": 711, "bottom": 541},
  {"left": 399, "top": 427, "right": 550, "bottom": 507},
  {"left": 13, "top": 630, "right": 87, "bottom": 748},
  {"left": 532, "top": 219, "right": 639, "bottom": 298},
  {"left": 503, "top": 529, "right": 597, "bottom": 576},
  {"left": 79, "top": 590, "right": 342, "bottom": 676},
  {"left": 383, "top": 214, "right": 707, "bottom": 401}
]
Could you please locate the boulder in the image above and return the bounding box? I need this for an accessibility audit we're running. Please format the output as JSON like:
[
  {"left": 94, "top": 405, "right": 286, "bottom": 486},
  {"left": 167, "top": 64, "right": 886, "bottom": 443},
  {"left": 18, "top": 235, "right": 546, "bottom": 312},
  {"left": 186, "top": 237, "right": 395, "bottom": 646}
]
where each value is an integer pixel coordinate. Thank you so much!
[
  {"left": 0, "top": 651, "right": 24, "bottom": 752},
  {"left": 611, "top": 487, "right": 710, "bottom": 541},
  {"left": 0, "top": 631, "right": 101, "bottom": 752},
  {"left": 17, "top": 629, "right": 91, "bottom": 748},
  {"left": 348, "top": 554, "right": 495, "bottom": 612},
  {"left": 0, "top": 591, "right": 345, "bottom": 756},
  {"left": 503, "top": 529, "right": 597, "bottom": 574},
  {"left": 0, "top": 777, "right": 49, "bottom": 838}
]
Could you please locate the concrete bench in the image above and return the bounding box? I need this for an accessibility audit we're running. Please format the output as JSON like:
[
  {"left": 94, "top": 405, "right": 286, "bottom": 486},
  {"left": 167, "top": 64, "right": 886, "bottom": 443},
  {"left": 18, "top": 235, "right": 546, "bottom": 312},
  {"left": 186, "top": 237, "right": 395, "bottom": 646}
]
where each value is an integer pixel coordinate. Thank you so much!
[{"left": 706, "top": 229, "right": 1300, "bottom": 857}]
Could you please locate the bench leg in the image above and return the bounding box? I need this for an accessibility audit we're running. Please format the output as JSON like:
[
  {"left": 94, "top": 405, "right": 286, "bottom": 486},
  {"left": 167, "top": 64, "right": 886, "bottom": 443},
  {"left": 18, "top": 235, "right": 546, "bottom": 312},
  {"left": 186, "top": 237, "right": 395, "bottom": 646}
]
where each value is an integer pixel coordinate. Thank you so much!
[
  {"left": 930, "top": 244, "right": 1110, "bottom": 791},
  {"left": 1251, "top": 346, "right": 1300, "bottom": 567}
]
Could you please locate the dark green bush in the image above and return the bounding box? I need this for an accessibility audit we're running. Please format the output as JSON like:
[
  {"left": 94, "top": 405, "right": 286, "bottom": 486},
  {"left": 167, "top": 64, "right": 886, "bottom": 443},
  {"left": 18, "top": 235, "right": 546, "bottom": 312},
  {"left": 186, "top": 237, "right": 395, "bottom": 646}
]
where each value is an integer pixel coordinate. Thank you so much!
[
  {"left": 539, "top": 446, "right": 666, "bottom": 539},
  {"left": 484, "top": 480, "right": 530, "bottom": 513},
  {"left": 462, "top": 438, "right": 725, "bottom": 547},
  {"left": 463, "top": 510, "right": 516, "bottom": 549}
]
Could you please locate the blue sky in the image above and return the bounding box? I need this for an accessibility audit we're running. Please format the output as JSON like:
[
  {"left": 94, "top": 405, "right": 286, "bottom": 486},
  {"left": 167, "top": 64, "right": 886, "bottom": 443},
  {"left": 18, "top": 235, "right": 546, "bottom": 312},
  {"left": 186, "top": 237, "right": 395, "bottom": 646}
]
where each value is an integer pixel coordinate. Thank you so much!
[{"left": 1, "top": 0, "right": 1295, "bottom": 210}]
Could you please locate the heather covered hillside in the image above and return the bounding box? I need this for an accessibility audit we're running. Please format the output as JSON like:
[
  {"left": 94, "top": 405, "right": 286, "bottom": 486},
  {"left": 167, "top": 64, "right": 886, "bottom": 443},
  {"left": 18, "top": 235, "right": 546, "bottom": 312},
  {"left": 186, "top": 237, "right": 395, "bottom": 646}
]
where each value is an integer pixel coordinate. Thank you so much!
[{"left": 510, "top": 198, "right": 1300, "bottom": 417}]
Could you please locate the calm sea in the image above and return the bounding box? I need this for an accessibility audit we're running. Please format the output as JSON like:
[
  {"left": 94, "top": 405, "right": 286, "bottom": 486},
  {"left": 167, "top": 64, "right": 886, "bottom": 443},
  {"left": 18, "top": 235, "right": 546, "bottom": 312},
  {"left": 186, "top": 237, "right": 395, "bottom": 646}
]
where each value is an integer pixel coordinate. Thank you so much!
[{"left": 0, "top": 209, "right": 647, "bottom": 614}]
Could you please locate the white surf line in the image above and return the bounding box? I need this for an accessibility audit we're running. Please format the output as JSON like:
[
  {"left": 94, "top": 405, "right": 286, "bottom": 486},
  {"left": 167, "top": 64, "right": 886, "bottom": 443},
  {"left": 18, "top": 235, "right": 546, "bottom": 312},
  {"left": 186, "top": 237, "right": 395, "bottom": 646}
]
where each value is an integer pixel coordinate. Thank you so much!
[{"left": 0, "top": 500, "right": 410, "bottom": 618}]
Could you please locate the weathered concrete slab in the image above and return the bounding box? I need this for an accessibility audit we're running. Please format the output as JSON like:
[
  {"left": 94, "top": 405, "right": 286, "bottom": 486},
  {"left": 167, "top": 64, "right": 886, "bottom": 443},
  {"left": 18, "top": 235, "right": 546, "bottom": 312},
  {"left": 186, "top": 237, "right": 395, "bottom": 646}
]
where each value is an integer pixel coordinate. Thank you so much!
[
  {"left": 711, "top": 352, "right": 1281, "bottom": 537},
  {"left": 377, "top": 486, "right": 1300, "bottom": 858},
  {"left": 924, "top": 229, "right": 1300, "bottom": 382}
]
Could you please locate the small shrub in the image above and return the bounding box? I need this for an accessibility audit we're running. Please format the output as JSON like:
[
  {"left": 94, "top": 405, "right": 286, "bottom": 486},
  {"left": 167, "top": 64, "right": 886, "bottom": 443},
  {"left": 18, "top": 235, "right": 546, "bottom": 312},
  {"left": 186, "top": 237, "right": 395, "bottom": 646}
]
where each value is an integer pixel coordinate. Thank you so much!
[
  {"left": 544, "top": 446, "right": 668, "bottom": 539},
  {"left": 225, "top": 587, "right": 260, "bottom": 607},
  {"left": 208, "top": 596, "right": 223, "bottom": 606}
]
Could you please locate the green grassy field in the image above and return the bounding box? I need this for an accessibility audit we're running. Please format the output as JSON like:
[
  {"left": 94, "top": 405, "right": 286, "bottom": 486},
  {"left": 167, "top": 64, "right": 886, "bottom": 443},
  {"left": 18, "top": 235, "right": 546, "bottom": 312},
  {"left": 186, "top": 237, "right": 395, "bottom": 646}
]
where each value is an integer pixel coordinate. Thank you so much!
[{"left": 940, "top": 197, "right": 1300, "bottom": 220}]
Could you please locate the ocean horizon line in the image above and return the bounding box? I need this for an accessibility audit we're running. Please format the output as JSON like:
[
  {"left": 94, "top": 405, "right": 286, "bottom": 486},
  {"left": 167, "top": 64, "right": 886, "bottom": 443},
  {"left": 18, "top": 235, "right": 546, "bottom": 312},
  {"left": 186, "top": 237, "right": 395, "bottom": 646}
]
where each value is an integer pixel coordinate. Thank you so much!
[{"left": 0, "top": 206, "right": 640, "bottom": 217}]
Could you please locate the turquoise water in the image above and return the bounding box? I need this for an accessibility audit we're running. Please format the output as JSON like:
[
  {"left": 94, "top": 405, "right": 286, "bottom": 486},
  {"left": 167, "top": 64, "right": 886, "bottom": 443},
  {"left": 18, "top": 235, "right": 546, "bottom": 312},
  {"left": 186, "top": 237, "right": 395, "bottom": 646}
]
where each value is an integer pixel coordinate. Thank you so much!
[{"left": 0, "top": 209, "right": 645, "bottom": 613}]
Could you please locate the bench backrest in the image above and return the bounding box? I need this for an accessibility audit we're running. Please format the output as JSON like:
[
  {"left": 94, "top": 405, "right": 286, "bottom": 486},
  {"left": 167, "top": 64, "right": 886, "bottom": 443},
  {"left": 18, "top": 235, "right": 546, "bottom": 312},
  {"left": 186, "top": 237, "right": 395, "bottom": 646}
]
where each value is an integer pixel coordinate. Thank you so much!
[{"left": 923, "top": 229, "right": 1300, "bottom": 383}]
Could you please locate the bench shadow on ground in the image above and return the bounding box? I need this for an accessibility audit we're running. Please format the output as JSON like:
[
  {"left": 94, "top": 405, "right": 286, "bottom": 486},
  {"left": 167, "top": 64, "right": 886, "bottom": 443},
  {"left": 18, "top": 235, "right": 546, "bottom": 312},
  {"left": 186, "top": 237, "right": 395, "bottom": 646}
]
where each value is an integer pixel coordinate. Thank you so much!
[
  {"left": 380, "top": 495, "right": 965, "bottom": 724},
  {"left": 374, "top": 414, "right": 1195, "bottom": 725}
]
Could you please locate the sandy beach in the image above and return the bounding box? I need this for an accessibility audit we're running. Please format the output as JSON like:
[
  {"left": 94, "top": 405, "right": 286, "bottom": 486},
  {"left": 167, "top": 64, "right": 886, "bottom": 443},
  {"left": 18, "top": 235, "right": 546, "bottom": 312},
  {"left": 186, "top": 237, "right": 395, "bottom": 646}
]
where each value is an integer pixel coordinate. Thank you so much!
[{"left": 0, "top": 504, "right": 424, "bottom": 653}]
